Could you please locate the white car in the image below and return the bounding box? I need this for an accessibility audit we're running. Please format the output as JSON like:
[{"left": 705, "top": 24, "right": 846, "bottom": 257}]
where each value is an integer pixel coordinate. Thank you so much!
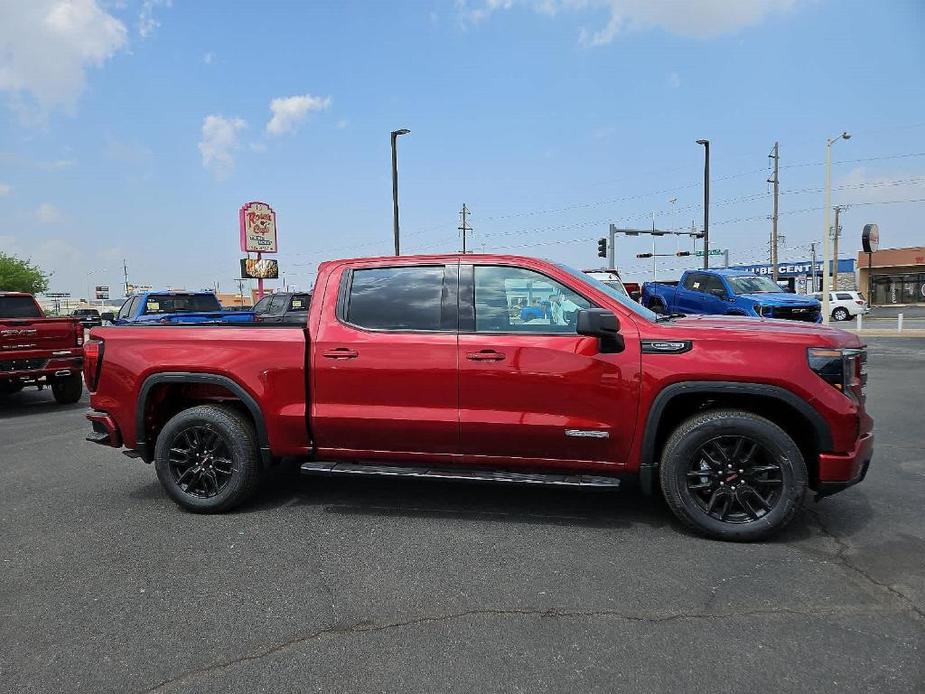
[{"left": 811, "top": 291, "right": 869, "bottom": 321}]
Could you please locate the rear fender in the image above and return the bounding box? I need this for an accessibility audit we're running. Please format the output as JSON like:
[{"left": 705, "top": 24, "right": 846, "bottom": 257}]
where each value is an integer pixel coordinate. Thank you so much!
[{"left": 135, "top": 372, "right": 272, "bottom": 465}]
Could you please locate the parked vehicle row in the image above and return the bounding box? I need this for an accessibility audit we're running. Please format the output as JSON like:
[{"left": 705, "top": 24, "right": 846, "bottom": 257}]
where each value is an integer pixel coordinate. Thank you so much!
[{"left": 84, "top": 253, "right": 873, "bottom": 542}]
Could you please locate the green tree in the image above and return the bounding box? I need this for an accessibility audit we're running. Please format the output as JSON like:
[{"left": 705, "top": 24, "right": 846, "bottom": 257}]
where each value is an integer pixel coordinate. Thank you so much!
[{"left": 0, "top": 252, "right": 50, "bottom": 294}]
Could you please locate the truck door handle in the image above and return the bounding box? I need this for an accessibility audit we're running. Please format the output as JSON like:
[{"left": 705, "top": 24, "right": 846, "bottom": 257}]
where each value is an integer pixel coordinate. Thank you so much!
[
  {"left": 466, "top": 349, "right": 505, "bottom": 362},
  {"left": 322, "top": 348, "right": 359, "bottom": 360}
]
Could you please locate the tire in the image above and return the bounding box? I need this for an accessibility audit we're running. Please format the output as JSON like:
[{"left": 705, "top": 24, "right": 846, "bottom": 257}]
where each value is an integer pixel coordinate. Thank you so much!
[
  {"left": 154, "top": 404, "right": 261, "bottom": 513},
  {"left": 832, "top": 307, "right": 849, "bottom": 322},
  {"left": 659, "top": 409, "right": 807, "bottom": 542},
  {"left": 51, "top": 373, "right": 83, "bottom": 404}
]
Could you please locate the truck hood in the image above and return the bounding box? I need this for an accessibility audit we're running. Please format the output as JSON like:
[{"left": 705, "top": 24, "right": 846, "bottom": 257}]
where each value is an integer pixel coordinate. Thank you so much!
[
  {"left": 736, "top": 292, "right": 820, "bottom": 307},
  {"left": 654, "top": 313, "right": 860, "bottom": 347}
]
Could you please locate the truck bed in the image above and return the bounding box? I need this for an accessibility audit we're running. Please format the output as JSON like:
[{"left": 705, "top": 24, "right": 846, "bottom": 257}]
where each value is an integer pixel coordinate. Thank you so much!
[{"left": 88, "top": 324, "right": 310, "bottom": 458}]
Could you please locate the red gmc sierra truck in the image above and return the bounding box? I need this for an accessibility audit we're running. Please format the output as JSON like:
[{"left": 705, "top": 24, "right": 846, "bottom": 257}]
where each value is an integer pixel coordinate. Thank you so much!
[
  {"left": 84, "top": 254, "right": 873, "bottom": 541},
  {"left": 1, "top": 292, "right": 84, "bottom": 403}
]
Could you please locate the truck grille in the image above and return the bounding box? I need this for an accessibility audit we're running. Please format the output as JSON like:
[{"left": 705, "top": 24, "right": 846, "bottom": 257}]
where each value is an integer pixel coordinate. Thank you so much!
[
  {"left": 0, "top": 358, "right": 49, "bottom": 372},
  {"left": 770, "top": 307, "right": 820, "bottom": 322}
]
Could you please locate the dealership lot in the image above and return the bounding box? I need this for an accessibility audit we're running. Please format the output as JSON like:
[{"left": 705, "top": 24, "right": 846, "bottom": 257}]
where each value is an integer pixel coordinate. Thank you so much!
[{"left": 1, "top": 338, "right": 923, "bottom": 693}]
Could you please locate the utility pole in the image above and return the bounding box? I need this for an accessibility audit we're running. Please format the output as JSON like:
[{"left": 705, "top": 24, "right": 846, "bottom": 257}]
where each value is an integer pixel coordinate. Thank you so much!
[
  {"left": 458, "top": 203, "right": 472, "bottom": 254},
  {"left": 832, "top": 204, "right": 847, "bottom": 291},
  {"left": 696, "top": 139, "right": 710, "bottom": 268},
  {"left": 768, "top": 142, "right": 780, "bottom": 281},
  {"left": 123, "top": 258, "right": 129, "bottom": 297},
  {"left": 810, "top": 242, "right": 818, "bottom": 293}
]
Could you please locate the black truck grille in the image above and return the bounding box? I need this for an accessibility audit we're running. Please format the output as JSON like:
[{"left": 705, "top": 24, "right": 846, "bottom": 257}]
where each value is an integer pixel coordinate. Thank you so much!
[
  {"left": 0, "top": 358, "right": 49, "bottom": 372},
  {"left": 771, "top": 307, "right": 820, "bottom": 322}
]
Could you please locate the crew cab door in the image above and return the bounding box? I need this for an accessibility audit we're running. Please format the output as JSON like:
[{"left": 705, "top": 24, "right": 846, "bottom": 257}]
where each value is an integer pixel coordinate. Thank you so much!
[
  {"left": 310, "top": 262, "right": 459, "bottom": 461},
  {"left": 457, "top": 264, "right": 640, "bottom": 468},
  {"left": 675, "top": 273, "right": 707, "bottom": 314}
]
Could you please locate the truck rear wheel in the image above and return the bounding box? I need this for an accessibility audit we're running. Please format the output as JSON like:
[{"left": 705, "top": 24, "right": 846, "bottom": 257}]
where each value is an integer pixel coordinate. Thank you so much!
[
  {"left": 648, "top": 298, "right": 666, "bottom": 314},
  {"left": 659, "top": 409, "right": 807, "bottom": 541},
  {"left": 154, "top": 404, "right": 261, "bottom": 513},
  {"left": 51, "top": 373, "right": 83, "bottom": 404}
]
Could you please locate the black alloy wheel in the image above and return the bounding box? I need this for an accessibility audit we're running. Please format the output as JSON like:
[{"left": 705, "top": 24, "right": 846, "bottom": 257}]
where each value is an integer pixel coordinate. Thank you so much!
[
  {"left": 659, "top": 409, "right": 807, "bottom": 541},
  {"left": 167, "top": 426, "right": 235, "bottom": 499},
  {"left": 686, "top": 435, "right": 783, "bottom": 524},
  {"left": 154, "top": 404, "right": 261, "bottom": 513}
]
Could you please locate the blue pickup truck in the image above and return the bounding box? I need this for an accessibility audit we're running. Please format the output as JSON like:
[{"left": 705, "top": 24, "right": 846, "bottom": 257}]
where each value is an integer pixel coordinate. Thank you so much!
[
  {"left": 108, "top": 291, "right": 254, "bottom": 325},
  {"left": 641, "top": 269, "right": 822, "bottom": 322}
]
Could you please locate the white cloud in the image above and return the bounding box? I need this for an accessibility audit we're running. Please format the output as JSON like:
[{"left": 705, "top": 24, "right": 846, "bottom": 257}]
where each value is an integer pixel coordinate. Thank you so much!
[
  {"left": 138, "top": 0, "right": 172, "bottom": 39},
  {"left": 0, "top": 183, "right": 11, "bottom": 196},
  {"left": 0, "top": 0, "right": 128, "bottom": 115},
  {"left": 36, "top": 202, "right": 63, "bottom": 224},
  {"left": 834, "top": 167, "right": 925, "bottom": 206},
  {"left": 459, "top": 0, "right": 799, "bottom": 43},
  {"left": 667, "top": 71, "right": 681, "bottom": 88},
  {"left": 203, "top": 52, "right": 214, "bottom": 65},
  {"left": 266, "top": 94, "right": 332, "bottom": 136},
  {"left": 198, "top": 115, "right": 247, "bottom": 180}
]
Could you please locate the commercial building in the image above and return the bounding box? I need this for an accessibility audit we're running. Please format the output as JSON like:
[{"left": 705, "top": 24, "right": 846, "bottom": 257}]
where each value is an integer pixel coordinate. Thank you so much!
[
  {"left": 857, "top": 246, "right": 925, "bottom": 306},
  {"left": 728, "top": 259, "right": 856, "bottom": 294}
]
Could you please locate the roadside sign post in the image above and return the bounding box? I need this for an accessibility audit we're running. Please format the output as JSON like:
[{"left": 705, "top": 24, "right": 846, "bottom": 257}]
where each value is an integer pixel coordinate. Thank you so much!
[
  {"left": 239, "top": 202, "right": 278, "bottom": 301},
  {"left": 862, "top": 223, "right": 879, "bottom": 306}
]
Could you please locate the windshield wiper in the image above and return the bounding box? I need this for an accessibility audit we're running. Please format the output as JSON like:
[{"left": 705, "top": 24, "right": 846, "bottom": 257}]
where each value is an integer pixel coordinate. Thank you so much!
[{"left": 655, "top": 312, "right": 687, "bottom": 322}]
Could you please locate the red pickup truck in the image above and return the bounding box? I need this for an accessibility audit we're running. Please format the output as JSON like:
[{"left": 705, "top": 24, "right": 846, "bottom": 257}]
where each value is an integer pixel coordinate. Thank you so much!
[
  {"left": 84, "top": 254, "right": 873, "bottom": 541},
  {"left": 1, "top": 292, "right": 84, "bottom": 403}
]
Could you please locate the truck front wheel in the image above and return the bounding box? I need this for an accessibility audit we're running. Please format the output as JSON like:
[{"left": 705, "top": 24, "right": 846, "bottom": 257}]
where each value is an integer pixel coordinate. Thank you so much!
[
  {"left": 659, "top": 409, "right": 807, "bottom": 541},
  {"left": 154, "top": 405, "right": 261, "bottom": 513}
]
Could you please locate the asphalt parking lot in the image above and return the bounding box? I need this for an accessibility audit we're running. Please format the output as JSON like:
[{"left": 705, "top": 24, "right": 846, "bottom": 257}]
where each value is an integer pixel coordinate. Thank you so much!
[{"left": 1, "top": 338, "right": 923, "bottom": 693}]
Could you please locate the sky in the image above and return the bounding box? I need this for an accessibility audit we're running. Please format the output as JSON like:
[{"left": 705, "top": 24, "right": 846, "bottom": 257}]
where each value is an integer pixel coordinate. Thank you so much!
[{"left": 0, "top": 0, "right": 923, "bottom": 300}]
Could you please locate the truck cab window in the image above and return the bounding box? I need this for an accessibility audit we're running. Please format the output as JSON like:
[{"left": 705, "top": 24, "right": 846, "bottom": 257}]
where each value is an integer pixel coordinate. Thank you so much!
[
  {"left": 474, "top": 265, "right": 593, "bottom": 333},
  {"left": 346, "top": 266, "right": 447, "bottom": 331}
]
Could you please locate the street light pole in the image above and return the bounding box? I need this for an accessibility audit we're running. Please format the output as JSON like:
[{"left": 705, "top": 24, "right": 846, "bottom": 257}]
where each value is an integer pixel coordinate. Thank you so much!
[
  {"left": 390, "top": 128, "right": 411, "bottom": 256},
  {"left": 822, "top": 131, "right": 850, "bottom": 323},
  {"left": 696, "top": 140, "right": 710, "bottom": 268}
]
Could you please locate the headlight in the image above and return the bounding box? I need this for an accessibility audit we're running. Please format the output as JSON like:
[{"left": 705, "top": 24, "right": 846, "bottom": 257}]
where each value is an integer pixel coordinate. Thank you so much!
[{"left": 808, "top": 347, "right": 866, "bottom": 401}]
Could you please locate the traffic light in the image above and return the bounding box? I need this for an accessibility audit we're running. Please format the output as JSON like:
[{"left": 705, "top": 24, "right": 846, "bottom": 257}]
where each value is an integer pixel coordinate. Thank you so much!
[
  {"left": 676, "top": 251, "right": 691, "bottom": 257},
  {"left": 597, "top": 238, "right": 607, "bottom": 258},
  {"left": 636, "top": 253, "right": 653, "bottom": 259}
]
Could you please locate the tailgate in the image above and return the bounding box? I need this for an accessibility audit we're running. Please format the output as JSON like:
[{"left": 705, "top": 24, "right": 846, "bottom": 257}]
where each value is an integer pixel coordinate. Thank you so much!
[{"left": 0, "top": 318, "right": 78, "bottom": 352}]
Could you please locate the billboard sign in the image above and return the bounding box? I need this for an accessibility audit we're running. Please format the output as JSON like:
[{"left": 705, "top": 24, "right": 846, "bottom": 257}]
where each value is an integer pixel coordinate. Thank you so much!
[
  {"left": 241, "top": 258, "right": 279, "bottom": 279},
  {"left": 729, "top": 258, "right": 855, "bottom": 277},
  {"left": 239, "top": 201, "right": 278, "bottom": 253}
]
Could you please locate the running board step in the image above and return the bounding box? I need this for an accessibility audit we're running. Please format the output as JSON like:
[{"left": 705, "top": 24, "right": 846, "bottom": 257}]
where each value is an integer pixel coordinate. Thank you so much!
[{"left": 299, "top": 461, "right": 621, "bottom": 488}]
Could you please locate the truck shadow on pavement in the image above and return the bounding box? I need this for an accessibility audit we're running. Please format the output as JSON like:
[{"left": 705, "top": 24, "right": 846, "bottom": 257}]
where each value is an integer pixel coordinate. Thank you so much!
[
  {"left": 246, "top": 465, "right": 681, "bottom": 532},
  {"left": 0, "top": 391, "right": 86, "bottom": 419}
]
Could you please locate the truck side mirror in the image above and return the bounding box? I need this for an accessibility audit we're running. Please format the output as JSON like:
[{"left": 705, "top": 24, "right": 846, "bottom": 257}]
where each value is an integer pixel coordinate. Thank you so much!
[
  {"left": 576, "top": 309, "right": 625, "bottom": 353},
  {"left": 100, "top": 312, "right": 115, "bottom": 322}
]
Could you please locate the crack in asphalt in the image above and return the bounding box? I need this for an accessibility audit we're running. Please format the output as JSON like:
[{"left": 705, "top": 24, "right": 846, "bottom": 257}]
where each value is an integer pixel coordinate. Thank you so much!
[
  {"left": 140, "top": 602, "right": 915, "bottom": 692},
  {"left": 806, "top": 508, "right": 925, "bottom": 621}
]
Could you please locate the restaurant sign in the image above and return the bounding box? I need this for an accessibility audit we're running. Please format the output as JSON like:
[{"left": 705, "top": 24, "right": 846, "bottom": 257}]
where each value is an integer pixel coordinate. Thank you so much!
[{"left": 239, "top": 201, "right": 278, "bottom": 253}]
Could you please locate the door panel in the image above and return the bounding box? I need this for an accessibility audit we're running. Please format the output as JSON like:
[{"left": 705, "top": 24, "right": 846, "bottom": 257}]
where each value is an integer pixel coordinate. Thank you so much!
[
  {"left": 458, "top": 264, "right": 640, "bottom": 468},
  {"left": 311, "top": 263, "right": 459, "bottom": 459}
]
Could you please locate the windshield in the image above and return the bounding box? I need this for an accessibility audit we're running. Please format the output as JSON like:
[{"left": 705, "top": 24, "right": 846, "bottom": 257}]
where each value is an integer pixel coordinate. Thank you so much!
[
  {"left": 728, "top": 275, "right": 783, "bottom": 295},
  {"left": 142, "top": 294, "right": 221, "bottom": 314},
  {"left": 556, "top": 263, "right": 657, "bottom": 321},
  {"left": 0, "top": 296, "right": 42, "bottom": 318}
]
